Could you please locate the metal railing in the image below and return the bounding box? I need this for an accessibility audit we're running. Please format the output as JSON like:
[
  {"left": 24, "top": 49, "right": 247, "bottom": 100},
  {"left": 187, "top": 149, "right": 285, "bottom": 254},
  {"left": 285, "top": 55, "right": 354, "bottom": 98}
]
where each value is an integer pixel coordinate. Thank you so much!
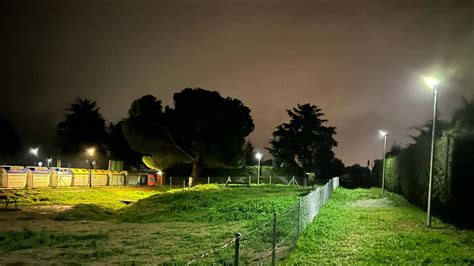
[{"left": 186, "top": 177, "right": 340, "bottom": 265}]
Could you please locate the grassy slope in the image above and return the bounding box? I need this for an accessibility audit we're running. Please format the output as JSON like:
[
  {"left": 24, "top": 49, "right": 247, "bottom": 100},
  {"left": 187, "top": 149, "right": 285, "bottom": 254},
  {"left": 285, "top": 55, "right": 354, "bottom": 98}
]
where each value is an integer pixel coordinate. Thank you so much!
[
  {"left": 119, "top": 184, "right": 309, "bottom": 223},
  {"left": 0, "top": 185, "right": 308, "bottom": 264},
  {"left": 6, "top": 187, "right": 162, "bottom": 209},
  {"left": 286, "top": 188, "right": 474, "bottom": 264}
]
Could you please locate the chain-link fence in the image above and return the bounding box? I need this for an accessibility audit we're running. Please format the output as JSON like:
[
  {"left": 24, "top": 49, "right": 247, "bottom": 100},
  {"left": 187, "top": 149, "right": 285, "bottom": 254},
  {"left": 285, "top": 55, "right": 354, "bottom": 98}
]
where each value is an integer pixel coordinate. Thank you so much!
[
  {"left": 163, "top": 175, "right": 312, "bottom": 188},
  {"left": 186, "top": 177, "right": 340, "bottom": 265}
]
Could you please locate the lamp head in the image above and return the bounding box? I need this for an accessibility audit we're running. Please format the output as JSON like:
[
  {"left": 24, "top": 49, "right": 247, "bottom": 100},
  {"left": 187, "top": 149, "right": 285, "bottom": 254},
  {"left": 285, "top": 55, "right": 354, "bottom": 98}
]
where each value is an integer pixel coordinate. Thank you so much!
[
  {"left": 379, "top": 130, "right": 388, "bottom": 137},
  {"left": 29, "top": 147, "right": 39, "bottom": 156},
  {"left": 86, "top": 147, "right": 95, "bottom": 157},
  {"left": 255, "top": 152, "right": 263, "bottom": 160},
  {"left": 422, "top": 75, "right": 440, "bottom": 90}
]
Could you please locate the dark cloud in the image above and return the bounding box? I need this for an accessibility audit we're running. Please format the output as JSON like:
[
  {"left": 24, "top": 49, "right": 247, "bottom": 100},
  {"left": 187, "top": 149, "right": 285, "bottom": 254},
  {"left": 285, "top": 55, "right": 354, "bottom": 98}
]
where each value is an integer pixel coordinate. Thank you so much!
[{"left": 1, "top": 0, "right": 472, "bottom": 165}]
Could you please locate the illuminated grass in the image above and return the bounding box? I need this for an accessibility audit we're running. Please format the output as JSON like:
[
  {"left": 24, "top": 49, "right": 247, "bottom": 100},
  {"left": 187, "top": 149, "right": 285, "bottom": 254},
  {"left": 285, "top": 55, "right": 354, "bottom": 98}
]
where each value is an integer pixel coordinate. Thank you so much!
[
  {"left": 0, "top": 184, "right": 308, "bottom": 264},
  {"left": 286, "top": 188, "right": 474, "bottom": 264},
  {"left": 7, "top": 187, "right": 163, "bottom": 209}
]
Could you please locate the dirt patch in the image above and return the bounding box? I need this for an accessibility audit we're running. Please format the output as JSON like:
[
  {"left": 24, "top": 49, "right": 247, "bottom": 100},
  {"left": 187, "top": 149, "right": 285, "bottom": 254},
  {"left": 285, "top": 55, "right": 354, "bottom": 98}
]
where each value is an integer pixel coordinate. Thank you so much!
[{"left": 350, "top": 198, "right": 393, "bottom": 208}]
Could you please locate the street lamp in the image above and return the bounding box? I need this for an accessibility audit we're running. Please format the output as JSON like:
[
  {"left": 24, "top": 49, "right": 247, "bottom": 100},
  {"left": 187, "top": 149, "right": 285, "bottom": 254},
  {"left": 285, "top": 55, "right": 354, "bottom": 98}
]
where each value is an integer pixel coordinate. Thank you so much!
[
  {"left": 47, "top": 158, "right": 52, "bottom": 167},
  {"left": 255, "top": 152, "right": 263, "bottom": 184},
  {"left": 86, "top": 147, "right": 95, "bottom": 188},
  {"left": 29, "top": 147, "right": 39, "bottom": 165},
  {"left": 379, "top": 130, "right": 388, "bottom": 195},
  {"left": 29, "top": 147, "right": 39, "bottom": 157},
  {"left": 423, "top": 75, "right": 440, "bottom": 227}
]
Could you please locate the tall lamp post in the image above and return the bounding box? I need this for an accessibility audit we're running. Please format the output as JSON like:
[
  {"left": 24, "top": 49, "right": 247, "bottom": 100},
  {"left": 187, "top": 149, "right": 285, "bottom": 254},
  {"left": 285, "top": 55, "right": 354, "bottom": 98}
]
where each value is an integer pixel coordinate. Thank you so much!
[
  {"left": 255, "top": 152, "right": 263, "bottom": 184},
  {"left": 379, "top": 130, "right": 388, "bottom": 195},
  {"left": 86, "top": 147, "right": 95, "bottom": 188},
  {"left": 423, "top": 75, "right": 440, "bottom": 227}
]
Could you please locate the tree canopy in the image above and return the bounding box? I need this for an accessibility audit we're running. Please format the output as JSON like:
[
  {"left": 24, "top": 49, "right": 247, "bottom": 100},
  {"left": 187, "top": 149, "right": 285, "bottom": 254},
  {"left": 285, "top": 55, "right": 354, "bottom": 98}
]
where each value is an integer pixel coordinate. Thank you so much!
[
  {"left": 123, "top": 88, "right": 254, "bottom": 180},
  {"left": 108, "top": 121, "right": 143, "bottom": 169},
  {"left": 268, "top": 103, "right": 343, "bottom": 179},
  {"left": 57, "top": 98, "right": 107, "bottom": 158},
  {"left": 0, "top": 116, "right": 22, "bottom": 162}
]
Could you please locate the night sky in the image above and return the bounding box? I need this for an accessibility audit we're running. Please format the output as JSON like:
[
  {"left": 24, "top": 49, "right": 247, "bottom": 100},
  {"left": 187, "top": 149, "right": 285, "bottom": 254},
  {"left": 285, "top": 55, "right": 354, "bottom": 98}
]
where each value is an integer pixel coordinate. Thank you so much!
[{"left": 1, "top": 0, "right": 472, "bottom": 165}]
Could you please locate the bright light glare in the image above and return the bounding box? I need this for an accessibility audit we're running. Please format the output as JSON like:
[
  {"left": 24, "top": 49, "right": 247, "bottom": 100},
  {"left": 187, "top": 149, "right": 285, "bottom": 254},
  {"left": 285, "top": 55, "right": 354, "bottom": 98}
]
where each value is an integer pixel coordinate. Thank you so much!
[
  {"left": 29, "top": 147, "right": 38, "bottom": 156},
  {"left": 86, "top": 147, "right": 95, "bottom": 157},
  {"left": 422, "top": 76, "right": 440, "bottom": 90},
  {"left": 255, "top": 152, "right": 263, "bottom": 160},
  {"left": 379, "top": 130, "right": 388, "bottom": 137},
  {"left": 47, "top": 158, "right": 52, "bottom": 163}
]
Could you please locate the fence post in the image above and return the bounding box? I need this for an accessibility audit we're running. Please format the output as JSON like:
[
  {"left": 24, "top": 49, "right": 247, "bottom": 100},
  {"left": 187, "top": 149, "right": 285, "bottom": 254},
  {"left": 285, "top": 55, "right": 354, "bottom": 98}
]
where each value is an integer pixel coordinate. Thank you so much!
[
  {"left": 269, "top": 175, "right": 272, "bottom": 184},
  {"left": 169, "top": 176, "right": 172, "bottom": 189},
  {"left": 234, "top": 233, "right": 241, "bottom": 266},
  {"left": 248, "top": 176, "right": 251, "bottom": 186},
  {"left": 208, "top": 176, "right": 210, "bottom": 184},
  {"left": 297, "top": 198, "right": 301, "bottom": 237},
  {"left": 183, "top": 179, "right": 186, "bottom": 188},
  {"left": 272, "top": 212, "right": 277, "bottom": 266}
]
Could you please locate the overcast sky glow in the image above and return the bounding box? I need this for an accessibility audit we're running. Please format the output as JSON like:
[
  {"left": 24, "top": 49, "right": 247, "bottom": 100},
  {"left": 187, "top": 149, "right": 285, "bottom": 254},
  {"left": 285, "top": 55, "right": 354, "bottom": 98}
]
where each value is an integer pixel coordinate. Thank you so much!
[{"left": 1, "top": 0, "right": 473, "bottom": 165}]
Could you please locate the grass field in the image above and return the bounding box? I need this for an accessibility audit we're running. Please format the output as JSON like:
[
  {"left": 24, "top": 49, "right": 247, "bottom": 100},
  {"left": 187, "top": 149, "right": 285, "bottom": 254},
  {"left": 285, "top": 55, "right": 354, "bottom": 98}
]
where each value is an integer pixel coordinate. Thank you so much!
[
  {"left": 286, "top": 188, "right": 474, "bottom": 264},
  {"left": 0, "top": 185, "right": 308, "bottom": 264}
]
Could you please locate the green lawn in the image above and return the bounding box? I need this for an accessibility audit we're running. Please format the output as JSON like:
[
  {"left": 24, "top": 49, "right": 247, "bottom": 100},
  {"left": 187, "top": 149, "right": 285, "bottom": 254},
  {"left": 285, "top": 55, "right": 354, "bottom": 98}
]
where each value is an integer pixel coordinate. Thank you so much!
[
  {"left": 4, "top": 186, "right": 163, "bottom": 209},
  {"left": 0, "top": 184, "right": 308, "bottom": 264},
  {"left": 286, "top": 188, "right": 474, "bottom": 264}
]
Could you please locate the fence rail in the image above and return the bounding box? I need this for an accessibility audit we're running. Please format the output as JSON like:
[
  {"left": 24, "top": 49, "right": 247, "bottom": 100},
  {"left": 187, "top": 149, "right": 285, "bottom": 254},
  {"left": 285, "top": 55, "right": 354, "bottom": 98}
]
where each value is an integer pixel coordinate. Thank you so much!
[{"left": 186, "top": 177, "right": 340, "bottom": 265}]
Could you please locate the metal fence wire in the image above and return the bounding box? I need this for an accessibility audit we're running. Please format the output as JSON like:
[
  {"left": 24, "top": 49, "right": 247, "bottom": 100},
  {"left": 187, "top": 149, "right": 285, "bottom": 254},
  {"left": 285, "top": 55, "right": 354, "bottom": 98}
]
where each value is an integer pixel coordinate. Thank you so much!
[{"left": 186, "top": 177, "right": 340, "bottom": 265}]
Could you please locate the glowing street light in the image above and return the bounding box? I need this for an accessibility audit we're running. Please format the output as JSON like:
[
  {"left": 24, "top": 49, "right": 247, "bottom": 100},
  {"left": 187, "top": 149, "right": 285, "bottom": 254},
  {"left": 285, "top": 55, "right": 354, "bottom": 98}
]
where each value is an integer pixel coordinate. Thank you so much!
[
  {"left": 422, "top": 75, "right": 440, "bottom": 227},
  {"left": 86, "top": 147, "right": 95, "bottom": 187},
  {"left": 29, "top": 147, "right": 39, "bottom": 157},
  {"left": 255, "top": 152, "right": 263, "bottom": 184},
  {"left": 47, "top": 158, "right": 52, "bottom": 167},
  {"left": 86, "top": 147, "right": 95, "bottom": 157},
  {"left": 379, "top": 130, "right": 388, "bottom": 195}
]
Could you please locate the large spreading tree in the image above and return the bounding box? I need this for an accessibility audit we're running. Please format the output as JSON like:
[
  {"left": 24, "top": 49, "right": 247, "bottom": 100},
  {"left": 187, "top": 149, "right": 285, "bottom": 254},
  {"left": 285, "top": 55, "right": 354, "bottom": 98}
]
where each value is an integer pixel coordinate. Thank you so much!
[
  {"left": 108, "top": 121, "right": 143, "bottom": 169},
  {"left": 268, "top": 103, "right": 343, "bottom": 179},
  {"left": 57, "top": 98, "right": 108, "bottom": 158},
  {"left": 123, "top": 88, "right": 254, "bottom": 181},
  {"left": 0, "top": 116, "right": 22, "bottom": 162}
]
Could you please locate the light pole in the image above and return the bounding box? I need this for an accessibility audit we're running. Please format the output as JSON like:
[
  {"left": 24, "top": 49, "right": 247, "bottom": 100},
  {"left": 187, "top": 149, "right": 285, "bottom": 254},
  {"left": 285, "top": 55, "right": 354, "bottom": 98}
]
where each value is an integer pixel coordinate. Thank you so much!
[
  {"left": 423, "top": 75, "right": 440, "bottom": 227},
  {"left": 379, "top": 130, "right": 388, "bottom": 195},
  {"left": 86, "top": 147, "right": 95, "bottom": 188},
  {"left": 29, "top": 147, "right": 39, "bottom": 164},
  {"left": 47, "top": 158, "right": 52, "bottom": 167},
  {"left": 255, "top": 152, "right": 263, "bottom": 184}
]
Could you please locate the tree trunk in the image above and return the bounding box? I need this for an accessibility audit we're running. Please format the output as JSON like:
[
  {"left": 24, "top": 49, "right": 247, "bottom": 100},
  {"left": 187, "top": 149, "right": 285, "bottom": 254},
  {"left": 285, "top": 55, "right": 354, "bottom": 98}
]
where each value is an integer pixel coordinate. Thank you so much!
[{"left": 190, "top": 154, "right": 202, "bottom": 187}]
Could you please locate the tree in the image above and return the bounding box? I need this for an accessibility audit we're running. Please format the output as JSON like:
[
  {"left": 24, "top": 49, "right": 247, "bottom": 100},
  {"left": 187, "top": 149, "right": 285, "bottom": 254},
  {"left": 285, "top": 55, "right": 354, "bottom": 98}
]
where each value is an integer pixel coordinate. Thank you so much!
[
  {"left": 341, "top": 164, "right": 373, "bottom": 188},
  {"left": 108, "top": 121, "right": 143, "bottom": 169},
  {"left": 57, "top": 98, "right": 108, "bottom": 158},
  {"left": 242, "top": 141, "right": 255, "bottom": 166},
  {"left": 123, "top": 88, "right": 254, "bottom": 181},
  {"left": 268, "top": 103, "right": 340, "bottom": 179},
  {"left": 0, "top": 116, "right": 22, "bottom": 162}
]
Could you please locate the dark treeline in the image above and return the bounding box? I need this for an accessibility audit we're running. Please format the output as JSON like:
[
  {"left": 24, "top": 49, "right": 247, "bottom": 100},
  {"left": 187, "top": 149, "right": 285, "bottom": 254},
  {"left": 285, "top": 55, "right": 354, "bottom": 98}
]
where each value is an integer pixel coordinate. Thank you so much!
[{"left": 1, "top": 87, "right": 346, "bottom": 185}]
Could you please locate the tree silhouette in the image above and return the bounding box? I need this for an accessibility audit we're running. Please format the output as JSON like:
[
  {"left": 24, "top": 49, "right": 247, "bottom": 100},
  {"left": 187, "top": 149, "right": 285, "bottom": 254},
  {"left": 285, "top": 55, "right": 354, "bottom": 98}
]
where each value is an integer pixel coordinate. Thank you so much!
[
  {"left": 57, "top": 98, "right": 107, "bottom": 158},
  {"left": 123, "top": 88, "right": 254, "bottom": 181},
  {"left": 268, "top": 103, "right": 341, "bottom": 179},
  {"left": 108, "top": 121, "right": 143, "bottom": 169},
  {"left": 0, "top": 116, "right": 22, "bottom": 162}
]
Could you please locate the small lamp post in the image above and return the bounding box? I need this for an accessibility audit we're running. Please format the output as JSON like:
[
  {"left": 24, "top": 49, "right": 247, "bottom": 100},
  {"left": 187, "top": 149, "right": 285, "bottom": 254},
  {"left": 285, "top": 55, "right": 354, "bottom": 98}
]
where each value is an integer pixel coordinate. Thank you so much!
[
  {"left": 379, "top": 130, "right": 388, "bottom": 195},
  {"left": 29, "top": 147, "right": 39, "bottom": 164},
  {"left": 47, "top": 158, "right": 52, "bottom": 167},
  {"left": 86, "top": 147, "right": 95, "bottom": 188},
  {"left": 255, "top": 152, "right": 263, "bottom": 184}
]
